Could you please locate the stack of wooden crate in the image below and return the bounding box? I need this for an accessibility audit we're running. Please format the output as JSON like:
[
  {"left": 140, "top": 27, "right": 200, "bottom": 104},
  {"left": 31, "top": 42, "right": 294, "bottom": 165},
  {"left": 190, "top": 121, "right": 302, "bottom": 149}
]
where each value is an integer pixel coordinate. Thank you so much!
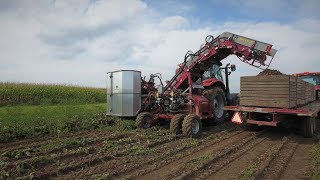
[{"left": 240, "top": 75, "right": 315, "bottom": 108}]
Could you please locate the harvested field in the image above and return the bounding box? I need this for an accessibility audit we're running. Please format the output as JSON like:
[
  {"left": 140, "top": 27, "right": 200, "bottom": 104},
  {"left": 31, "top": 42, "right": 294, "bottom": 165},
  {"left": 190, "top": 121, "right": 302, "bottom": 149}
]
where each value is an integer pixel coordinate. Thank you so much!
[{"left": 1, "top": 122, "right": 319, "bottom": 179}]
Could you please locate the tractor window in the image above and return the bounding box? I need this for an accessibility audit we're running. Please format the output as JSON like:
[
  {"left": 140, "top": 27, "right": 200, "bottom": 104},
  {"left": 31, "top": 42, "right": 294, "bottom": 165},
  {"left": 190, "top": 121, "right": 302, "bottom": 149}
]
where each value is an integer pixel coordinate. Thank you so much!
[
  {"left": 202, "top": 71, "right": 211, "bottom": 79},
  {"left": 300, "top": 76, "right": 318, "bottom": 85},
  {"left": 213, "top": 65, "right": 223, "bottom": 82},
  {"left": 202, "top": 64, "right": 223, "bottom": 82}
]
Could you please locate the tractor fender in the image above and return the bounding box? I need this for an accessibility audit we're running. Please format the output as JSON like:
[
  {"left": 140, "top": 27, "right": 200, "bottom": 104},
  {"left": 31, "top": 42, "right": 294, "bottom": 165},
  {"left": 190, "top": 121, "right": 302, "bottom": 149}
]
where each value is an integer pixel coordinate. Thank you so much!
[{"left": 202, "top": 78, "right": 225, "bottom": 90}]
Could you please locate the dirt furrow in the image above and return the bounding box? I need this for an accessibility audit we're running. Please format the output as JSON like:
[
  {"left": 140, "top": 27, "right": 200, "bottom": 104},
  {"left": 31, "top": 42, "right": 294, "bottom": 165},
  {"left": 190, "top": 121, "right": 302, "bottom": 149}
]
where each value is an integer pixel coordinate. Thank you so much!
[
  {"left": 62, "top": 128, "right": 239, "bottom": 179},
  {"left": 33, "top": 136, "right": 158, "bottom": 178},
  {"left": 200, "top": 133, "right": 288, "bottom": 179},
  {"left": 280, "top": 138, "right": 314, "bottom": 179},
  {"left": 136, "top": 130, "right": 259, "bottom": 180},
  {"left": 125, "top": 131, "right": 244, "bottom": 179},
  {"left": 175, "top": 130, "right": 273, "bottom": 180},
  {"left": 0, "top": 131, "right": 131, "bottom": 154},
  {"left": 253, "top": 137, "right": 298, "bottom": 179},
  {"left": 0, "top": 130, "right": 104, "bottom": 152},
  {"left": 117, "top": 127, "right": 242, "bottom": 179},
  {"left": 57, "top": 124, "right": 240, "bottom": 179}
]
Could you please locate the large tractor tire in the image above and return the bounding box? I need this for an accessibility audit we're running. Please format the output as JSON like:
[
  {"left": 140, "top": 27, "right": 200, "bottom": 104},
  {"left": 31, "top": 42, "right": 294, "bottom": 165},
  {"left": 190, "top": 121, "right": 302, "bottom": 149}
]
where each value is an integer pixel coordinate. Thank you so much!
[
  {"left": 136, "top": 112, "right": 153, "bottom": 129},
  {"left": 182, "top": 114, "right": 202, "bottom": 138},
  {"left": 203, "top": 87, "right": 227, "bottom": 122},
  {"left": 300, "top": 117, "right": 314, "bottom": 138},
  {"left": 170, "top": 114, "right": 186, "bottom": 135}
]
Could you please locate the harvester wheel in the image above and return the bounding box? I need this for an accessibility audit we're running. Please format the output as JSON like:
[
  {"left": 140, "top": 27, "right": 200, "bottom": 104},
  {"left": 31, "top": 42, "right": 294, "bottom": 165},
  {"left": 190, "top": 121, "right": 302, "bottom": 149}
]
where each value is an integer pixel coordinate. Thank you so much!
[
  {"left": 203, "top": 87, "right": 226, "bottom": 123},
  {"left": 136, "top": 112, "right": 153, "bottom": 129},
  {"left": 182, "top": 114, "right": 202, "bottom": 138},
  {"left": 300, "top": 117, "right": 314, "bottom": 138},
  {"left": 170, "top": 114, "right": 186, "bottom": 135}
]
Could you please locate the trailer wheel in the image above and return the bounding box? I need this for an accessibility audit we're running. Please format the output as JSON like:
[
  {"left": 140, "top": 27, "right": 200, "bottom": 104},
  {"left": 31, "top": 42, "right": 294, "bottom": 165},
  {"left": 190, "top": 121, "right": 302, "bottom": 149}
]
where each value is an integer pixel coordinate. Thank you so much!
[
  {"left": 316, "top": 118, "right": 320, "bottom": 133},
  {"left": 136, "top": 112, "right": 153, "bottom": 129},
  {"left": 313, "top": 117, "right": 318, "bottom": 133},
  {"left": 170, "top": 114, "right": 186, "bottom": 135},
  {"left": 203, "top": 87, "right": 226, "bottom": 122},
  {"left": 300, "top": 117, "right": 314, "bottom": 138},
  {"left": 182, "top": 114, "right": 202, "bottom": 138}
]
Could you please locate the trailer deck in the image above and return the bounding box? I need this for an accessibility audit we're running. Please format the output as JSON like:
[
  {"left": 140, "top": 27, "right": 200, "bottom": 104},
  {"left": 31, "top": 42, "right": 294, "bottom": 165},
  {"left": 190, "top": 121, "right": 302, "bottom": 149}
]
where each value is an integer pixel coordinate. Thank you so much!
[
  {"left": 224, "top": 101, "right": 320, "bottom": 137},
  {"left": 225, "top": 100, "right": 320, "bottom": 117}
]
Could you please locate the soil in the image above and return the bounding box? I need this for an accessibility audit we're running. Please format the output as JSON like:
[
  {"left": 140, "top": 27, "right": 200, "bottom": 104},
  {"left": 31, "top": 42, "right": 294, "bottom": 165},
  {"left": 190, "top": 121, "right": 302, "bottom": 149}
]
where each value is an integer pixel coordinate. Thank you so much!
[
  {"left": 0, "top": 122, "right": 318, "bottom": 179},
  {"left": 258, "top": 69, "right": 283, "bottom": 76}
]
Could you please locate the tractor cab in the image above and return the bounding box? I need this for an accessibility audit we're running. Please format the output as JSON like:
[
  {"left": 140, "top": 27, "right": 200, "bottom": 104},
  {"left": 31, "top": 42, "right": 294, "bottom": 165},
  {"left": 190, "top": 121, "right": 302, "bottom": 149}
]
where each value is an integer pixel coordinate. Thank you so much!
[
  {"left": 293, "top": 72, "right": 320, "bottom": 100},
  {"left": 202, "top": 64, "right": 224, "bottom": 81},
  {"left": 298, "top": 75, "right": 319, "bottom": 86}
]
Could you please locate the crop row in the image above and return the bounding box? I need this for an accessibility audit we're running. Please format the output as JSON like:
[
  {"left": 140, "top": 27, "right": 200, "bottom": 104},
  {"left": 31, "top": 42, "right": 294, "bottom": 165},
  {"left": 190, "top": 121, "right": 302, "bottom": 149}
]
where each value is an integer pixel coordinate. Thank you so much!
[
  {"left": 0, "top": 82, "right": 106, "bottom": 106},
  {"left": 0, "top": 104, "right": 137, "bottom": 143}
]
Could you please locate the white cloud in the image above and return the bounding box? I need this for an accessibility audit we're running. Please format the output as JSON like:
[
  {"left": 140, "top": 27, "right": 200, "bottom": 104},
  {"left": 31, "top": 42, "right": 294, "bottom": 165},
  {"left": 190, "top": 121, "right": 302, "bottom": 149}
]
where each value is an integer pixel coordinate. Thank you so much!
[{"left": 0, "top": 0, "right": 319, "bottom": 93}]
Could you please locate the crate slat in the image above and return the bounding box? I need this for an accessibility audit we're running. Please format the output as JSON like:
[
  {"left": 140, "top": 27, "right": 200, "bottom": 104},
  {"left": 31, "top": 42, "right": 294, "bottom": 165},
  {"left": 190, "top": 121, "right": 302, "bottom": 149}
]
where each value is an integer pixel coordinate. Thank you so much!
[{"left": 240, "top": 75, "right": 315, "bottom": 108}]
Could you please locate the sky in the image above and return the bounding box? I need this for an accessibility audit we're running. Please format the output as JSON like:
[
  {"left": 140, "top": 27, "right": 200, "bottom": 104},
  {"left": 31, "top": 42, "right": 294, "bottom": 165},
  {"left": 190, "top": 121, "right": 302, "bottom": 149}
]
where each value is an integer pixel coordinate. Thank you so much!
[{"left": 0, "top": 0, "right": 319, "bottom": 92}]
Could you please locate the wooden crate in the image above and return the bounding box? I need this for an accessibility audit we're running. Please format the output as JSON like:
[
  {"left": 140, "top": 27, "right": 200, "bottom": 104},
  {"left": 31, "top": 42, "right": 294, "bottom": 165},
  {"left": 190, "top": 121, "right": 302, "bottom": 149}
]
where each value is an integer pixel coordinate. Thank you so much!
[{"left": 240, "top": 75, "right": 315, "bottom": 108}]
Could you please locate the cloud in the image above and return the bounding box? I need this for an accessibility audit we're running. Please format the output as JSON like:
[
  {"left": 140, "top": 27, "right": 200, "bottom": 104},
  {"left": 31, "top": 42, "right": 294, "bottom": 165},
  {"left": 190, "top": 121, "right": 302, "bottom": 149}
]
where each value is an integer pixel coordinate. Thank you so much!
[{"left": 0, "top": 0, "right": 319, "bottom": 93}]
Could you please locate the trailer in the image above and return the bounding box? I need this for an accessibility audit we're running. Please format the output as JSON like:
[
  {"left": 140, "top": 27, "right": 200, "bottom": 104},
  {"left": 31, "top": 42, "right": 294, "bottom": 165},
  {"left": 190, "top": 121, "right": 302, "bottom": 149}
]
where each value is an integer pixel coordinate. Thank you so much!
[{"left": 225, "top": 100, "right": 320, "bottom": 137}]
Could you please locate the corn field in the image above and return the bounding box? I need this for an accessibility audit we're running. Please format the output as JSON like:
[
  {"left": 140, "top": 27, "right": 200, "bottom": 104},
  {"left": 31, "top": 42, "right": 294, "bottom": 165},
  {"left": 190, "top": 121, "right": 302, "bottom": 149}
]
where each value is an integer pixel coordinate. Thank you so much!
[{"left": 0, "top": 82, "right": 106, "bottom": 106}]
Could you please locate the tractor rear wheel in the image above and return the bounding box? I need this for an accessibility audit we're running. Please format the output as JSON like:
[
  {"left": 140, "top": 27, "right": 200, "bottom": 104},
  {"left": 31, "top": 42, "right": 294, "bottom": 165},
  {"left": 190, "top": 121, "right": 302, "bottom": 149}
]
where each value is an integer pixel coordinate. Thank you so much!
[
  {"left": 170, "top": 114, "right": 186, "bottom": 135},
  {"left": 182, "top": 114, "right": 202, "bottom": 138},
  {"left": 136, "top": 112, "right": 153, "bottom": 129},
  {"left": 300, "top": 117, "right": 314, "bottom": 138},
  {"left": 203, "top": 87, "right": 226, "bottom": 122}
]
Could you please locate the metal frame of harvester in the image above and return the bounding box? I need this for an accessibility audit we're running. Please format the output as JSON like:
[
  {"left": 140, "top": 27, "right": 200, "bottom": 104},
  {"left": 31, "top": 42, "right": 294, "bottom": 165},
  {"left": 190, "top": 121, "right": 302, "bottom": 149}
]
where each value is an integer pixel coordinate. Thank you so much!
[{"left": 136, "top": 32, "right": 277, "bottom": 137}]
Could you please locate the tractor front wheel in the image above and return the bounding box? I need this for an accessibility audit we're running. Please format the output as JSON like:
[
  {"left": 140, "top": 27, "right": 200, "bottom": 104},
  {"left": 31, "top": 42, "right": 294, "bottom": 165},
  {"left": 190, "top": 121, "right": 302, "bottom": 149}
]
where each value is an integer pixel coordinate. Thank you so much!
[
  {"left": 136, "top": 112, "right": 153, "bottom": 129},
  {"left": 182, "top": 114, "right": 202, "bottom": 138},
  {"left": 170, "top": 114, "right": 186, "bottom": 135}
]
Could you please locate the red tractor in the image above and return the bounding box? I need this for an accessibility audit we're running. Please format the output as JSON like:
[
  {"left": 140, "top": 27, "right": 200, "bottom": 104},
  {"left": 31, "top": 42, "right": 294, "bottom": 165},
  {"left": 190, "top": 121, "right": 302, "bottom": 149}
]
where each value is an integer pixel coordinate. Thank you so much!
[
  {"left": 137, "top": 32, "right": 277, "bottom": 137},
  {"left": 293, "top": 72, "right": 320, "bottom": 100}
]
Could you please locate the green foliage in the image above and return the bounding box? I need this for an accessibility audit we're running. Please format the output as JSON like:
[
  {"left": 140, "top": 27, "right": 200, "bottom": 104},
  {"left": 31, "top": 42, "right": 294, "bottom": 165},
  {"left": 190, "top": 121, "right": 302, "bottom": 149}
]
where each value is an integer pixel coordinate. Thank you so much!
[
  {"left": 103, "top": 137, "right": 136, "bottom": 148},
  {"left": 130, "top": 145, "right": 155, "bottom": 155},
  {"left": 312, "top": 172, "right": 320, "bottom": 180},
  {"left": 0, "top": 83, "right": 138, "bottom": 143},
  {"left": 0, "top": 82, "right": 106, "bottom": 106},
  {"left": 187, "top": 155, "right": 209, "bottom": 164},
  {"left": 178, "top": 138, "right": 201, "bottom": 151},
  {"left": 241, "top": 163, "right": 257, "bottom": 180},
  {"left": 2, "top": 148, "right": 35, "bottom": 159},
  {"left": 311, "top": 144, "right": 320, "bottom": 165},
  {"left": 97, "top": 173, "right": 111, "bottom": 180},
  {"left": 0, "top": 104, "right": 117, "bottom": 142},
  {"left": 39, "top": 138, "right": 91, "bottom": 152},
  {"left": 117, "top": 120, "right": 136, "bottom": 131},
  {"left": 311, "top": 144, "right": 320, "bottom": 179}
]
